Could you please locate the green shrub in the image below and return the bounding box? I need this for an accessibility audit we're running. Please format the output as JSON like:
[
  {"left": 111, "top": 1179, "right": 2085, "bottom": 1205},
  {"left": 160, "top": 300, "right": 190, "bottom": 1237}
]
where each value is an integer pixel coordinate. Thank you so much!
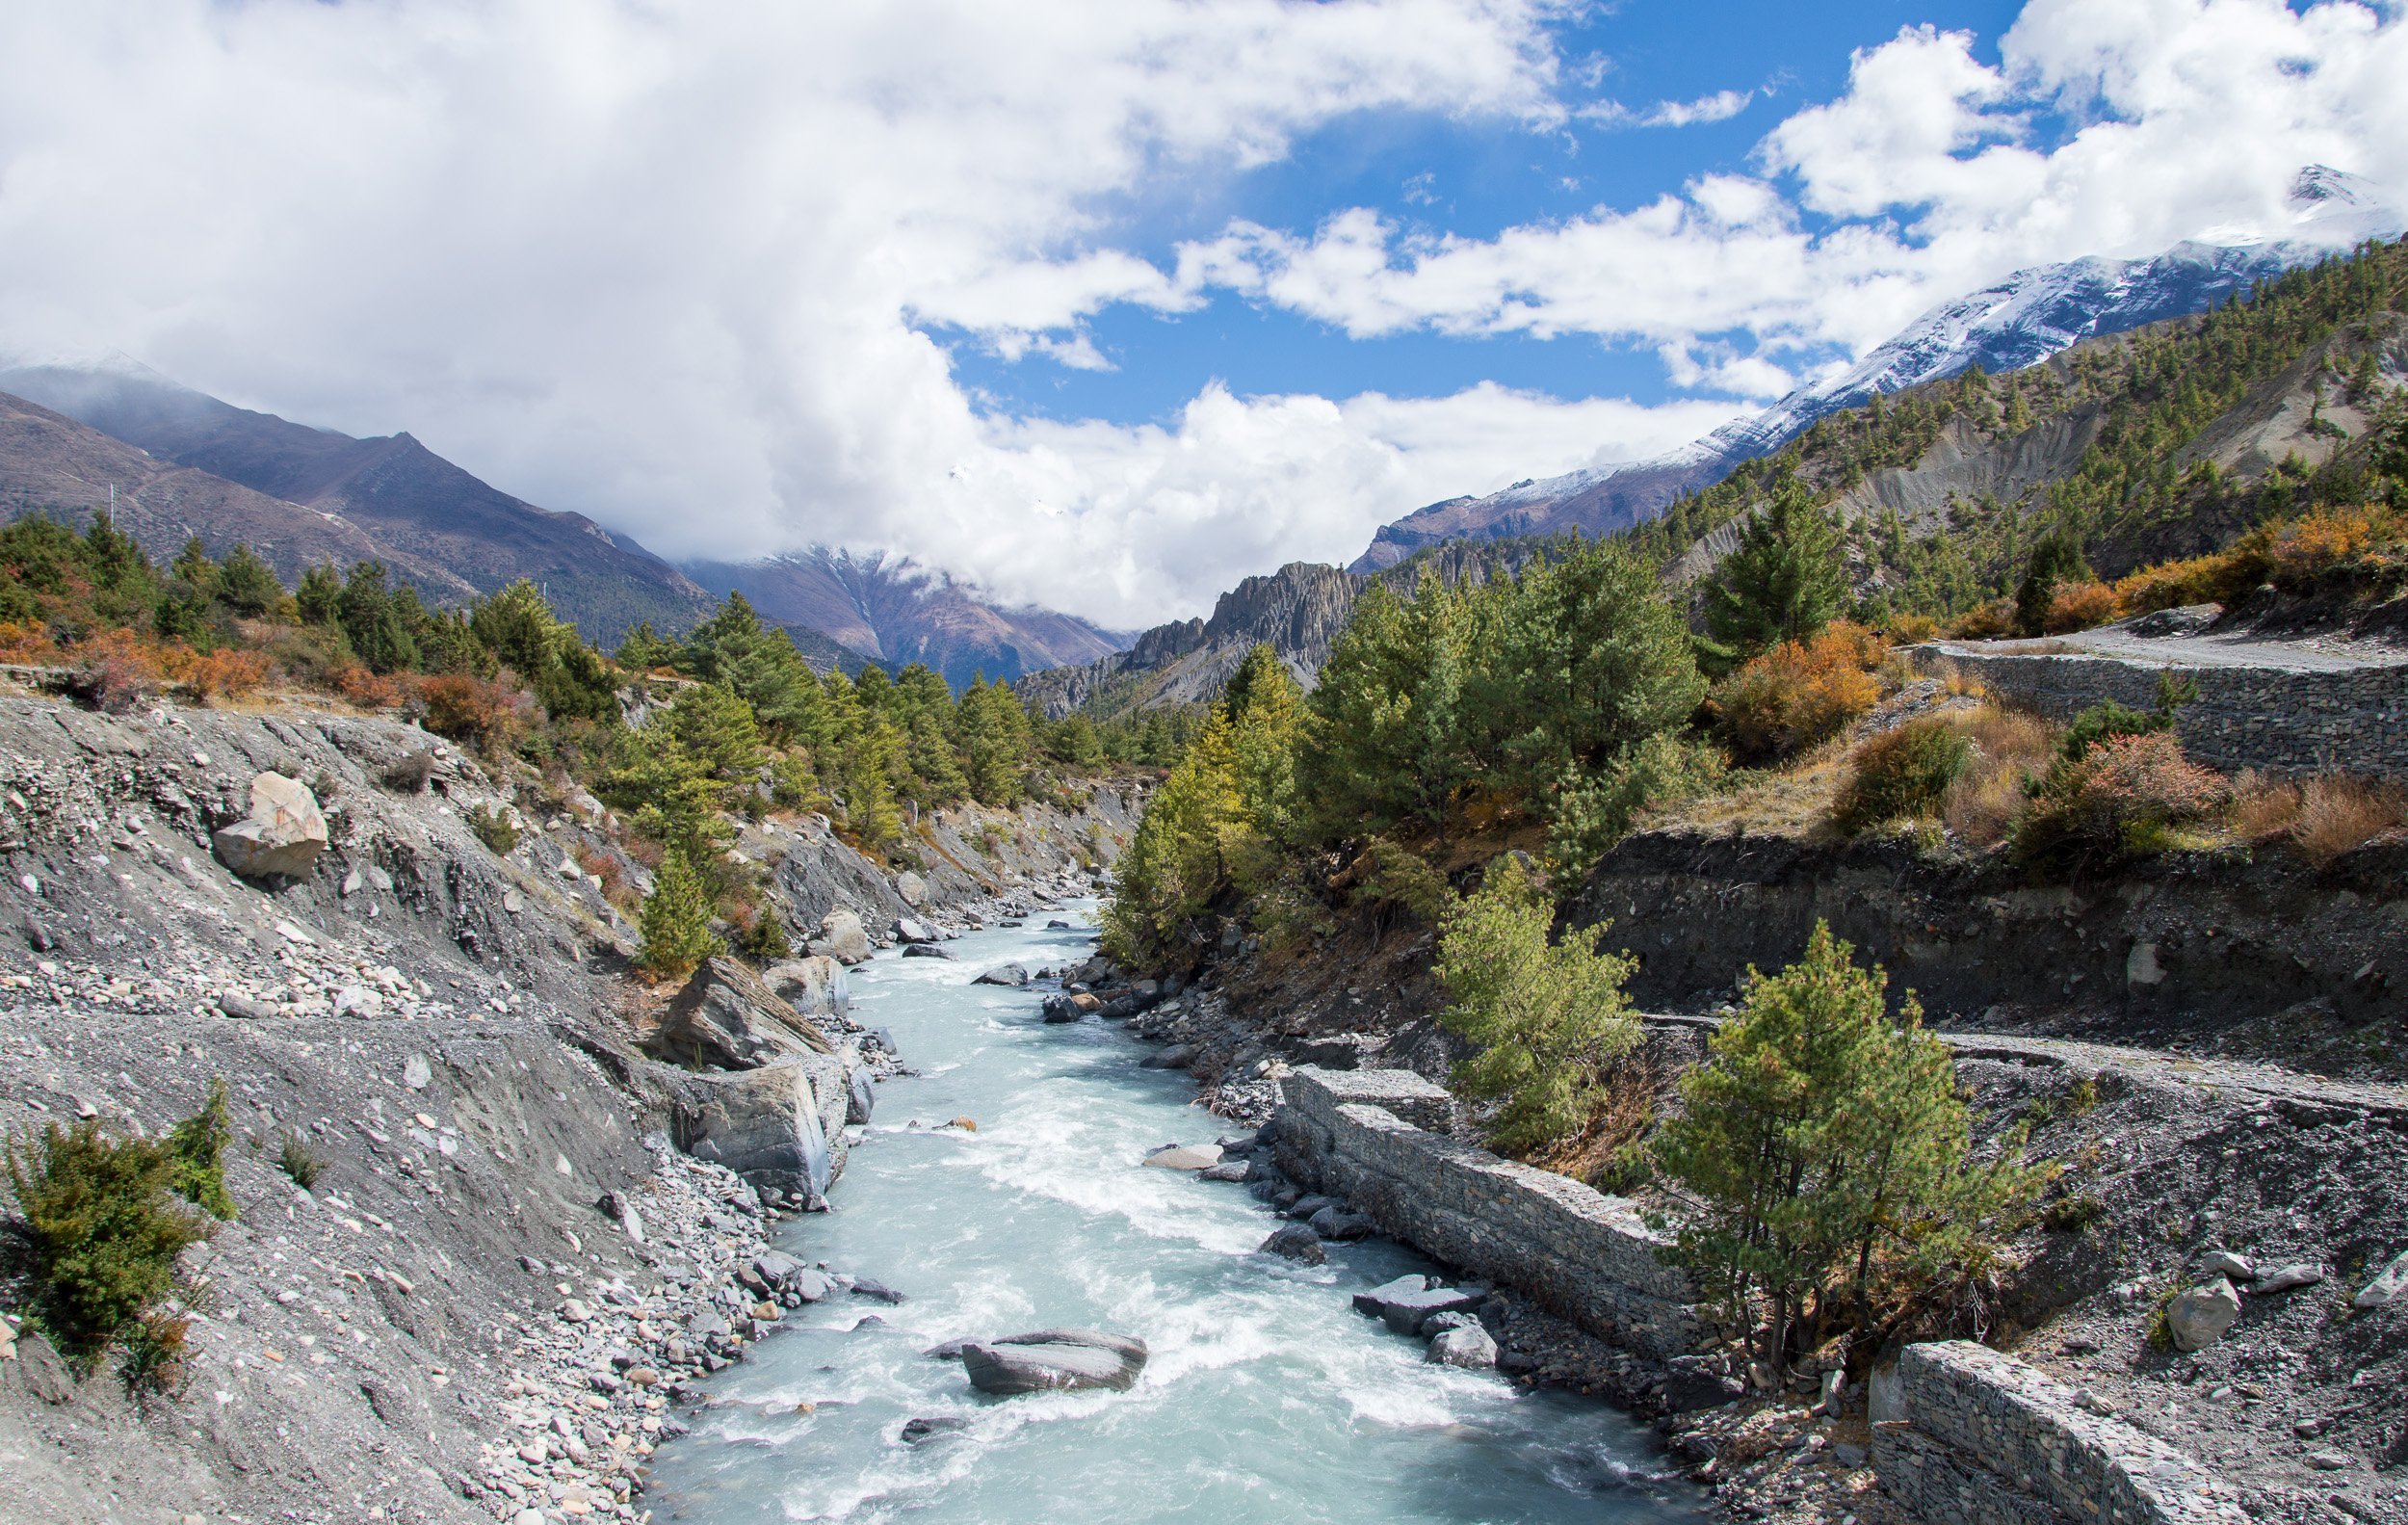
[
  {"left": 2042, "top": 1195, "right": 2108, "bottom": 1233},
  {"left": 2057, "top": 699, "right": 2165, "bottom": 762},
  {"left": 166, "top": 1079, "right": 236, "bottom": 1222},
  {"left": 639, "top": 849, "right": 721, "bottom": 980},
  {"left": 1435, "top": 855, "right": 1642, "bottom": 1155},
  {"left": 734, "top": 910, "right": 792, "bottom": 962},
  {"left": 2, "top": 1119, "right": 206, "bottom": 1380},
  {"left": 1834, "top": 719, "right": 1972, "bottom": 832},
  {"left": 275, "top": 1133, "right": 325, "bottom": 1192},
  {"left": 2012, "top": 731, "right": 2231, "bottom": 876},
  {"left": 1546, "top": 733, "right": 1726, "bottom": 882},
  {"left": 465, "top": 802, "right": 519, "bottom": 855}
]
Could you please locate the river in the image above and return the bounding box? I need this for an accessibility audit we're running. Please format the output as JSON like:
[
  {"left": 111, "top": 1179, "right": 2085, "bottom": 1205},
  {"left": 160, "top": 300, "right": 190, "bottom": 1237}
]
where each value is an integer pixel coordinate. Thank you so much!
[{"left": 642, "top": 908, "right": 1703, "bottom": 1524}]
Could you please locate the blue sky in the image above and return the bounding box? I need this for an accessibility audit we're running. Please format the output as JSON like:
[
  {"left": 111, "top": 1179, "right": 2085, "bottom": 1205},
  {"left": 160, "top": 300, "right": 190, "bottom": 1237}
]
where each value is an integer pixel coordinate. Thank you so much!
[
  {"left": 945, "top": 0, "right": 2033, "bottom": 429},
  {"left": 4, "top": 1, "right": 2397, "bottom": 622}
]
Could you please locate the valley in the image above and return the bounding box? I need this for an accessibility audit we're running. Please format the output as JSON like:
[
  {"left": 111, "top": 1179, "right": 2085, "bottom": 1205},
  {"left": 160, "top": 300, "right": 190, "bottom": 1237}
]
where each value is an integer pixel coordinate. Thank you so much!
[{"left": 0, "top": 93, "right": 2403, "bottom": 1525}]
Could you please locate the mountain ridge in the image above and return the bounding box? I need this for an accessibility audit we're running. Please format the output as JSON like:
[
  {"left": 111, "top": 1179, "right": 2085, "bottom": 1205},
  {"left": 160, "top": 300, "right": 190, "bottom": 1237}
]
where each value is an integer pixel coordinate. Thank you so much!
[
  {"left": 0, "top": 358, "right": 1130, "bottom": 686},
  {"left": 1349, "top": 166, "right": 2404, "bottom": 573}
]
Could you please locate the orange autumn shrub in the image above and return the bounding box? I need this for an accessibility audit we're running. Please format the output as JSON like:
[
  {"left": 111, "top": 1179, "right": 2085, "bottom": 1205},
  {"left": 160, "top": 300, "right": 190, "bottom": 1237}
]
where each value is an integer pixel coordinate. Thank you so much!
[
  {"left": 65, "top": 628, "right": 169, "bottom": 713},
  {"left": 2041, "top": 580, "right": 2121, "bottom": 634},
  {"left": 2255, "top": 504, "right": 2407, "bottom": 597},
  {"left": 418, "top": 671, "right": 533, "bottom": 749},
  {"left": 2011, "top": 731, "right": 2231, "bottom": 875},
  {"left": 329, "top": 663, "right": 407, "bottom": 710},
  {"left": 1711, "top": 621, "right": 1888, "bottom": 765},
  {"left": 2111, "top": 552, "right": 2260, "bottom": 615},
  {"left": 1945, "top": 598, "right": 2018, "bottom": 640},
  {"left": 177, "top": 647, "right": 274, "bottom": 704},
  {"left": 0, "top": 620, "right": 58, "bottom": 665}
]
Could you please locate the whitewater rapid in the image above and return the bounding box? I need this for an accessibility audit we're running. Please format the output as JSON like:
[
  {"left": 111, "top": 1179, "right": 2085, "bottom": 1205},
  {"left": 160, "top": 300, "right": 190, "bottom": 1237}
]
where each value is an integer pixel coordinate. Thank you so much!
[{"left": 641, "top": 908, "right": 1701, "bottom": 1524}]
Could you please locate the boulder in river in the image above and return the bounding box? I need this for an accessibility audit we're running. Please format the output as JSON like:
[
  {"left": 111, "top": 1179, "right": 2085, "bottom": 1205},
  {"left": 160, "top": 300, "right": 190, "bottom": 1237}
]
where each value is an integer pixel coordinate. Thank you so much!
[
  {"left": 959, "top": 1329, "right": 1148, "bottom": 1395},
  {"left": 895, "top": 915, "right": 937, "bottom": 943},
  {"left": 212, "top": 772, "right": 328, "bottom": 881},
  {"left": 1307, "top": 1205, "right": 1376, "bottom": 1241},
  {"left": 1040, "top": 994, "right": 1084, "bottom": 1023},
  {"left": 1259, "top": 1223, "right": 1325, "bottom": 1265},
  {"left": 1138, "top": 1044, "right": 1196, "bottom": 1070},
  {"left": 974, "top": 962, "right": 1030, "bottom": 986},
  {"left": 901, "top": 1416, "right": 969, "bottom": 1445},
  {"left": 903, "top": 943, "right": 956, "bottom": 960},
  {"left": 846, "top": 1065, "right": 877, "bottom": 1125},
  {"left": 810, "top": 909, "right": 874, "bottom": 964},
  {"left": 1141, "top": 1144, "right": 1222, "bottom": 1170},
  {"left": 1426, "top": 1326, "right": 1498, "bottom": 1369},
  {"left": 671, "top": 1056, "right": 849, "bottom": 1198},
  {"left": 1375, "top": 1284, "right": 1488, "bottom": 1336},
  {"left": 1351, "top": 1275, "right": 1432, "bottom": 1316},
  {"left": 651, "top": 958, "right": 835, "bottom": 1071},
  {"left": 762, "top": 956, "right": 850, "bottom": 1018}
]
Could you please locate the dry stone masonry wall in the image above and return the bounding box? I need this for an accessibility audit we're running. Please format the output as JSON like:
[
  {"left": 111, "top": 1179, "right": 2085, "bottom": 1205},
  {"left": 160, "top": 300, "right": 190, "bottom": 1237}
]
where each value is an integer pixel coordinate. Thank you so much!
[
  {"left": 1272, "top": 1067, "right": 1698, "bottom": 1361},
  {"left": 1873, "top": 1341, "right": 2249, "bottom": 1525},
  {"left": 1913, "top": 644, "right": 2408, "bottom": 779}
]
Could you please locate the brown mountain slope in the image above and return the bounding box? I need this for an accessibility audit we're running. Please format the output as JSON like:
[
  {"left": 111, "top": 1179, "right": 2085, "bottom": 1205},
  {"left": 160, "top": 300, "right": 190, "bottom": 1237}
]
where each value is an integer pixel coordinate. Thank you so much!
[
  {"left": 0, "top": 362, "right": 714, "bottom": 644},
  {"left": 0, "top": 389, "right": 479, "bottom": 600},
  {"left": 681, "top": 549, "right": 1130, "bottom": 692}
]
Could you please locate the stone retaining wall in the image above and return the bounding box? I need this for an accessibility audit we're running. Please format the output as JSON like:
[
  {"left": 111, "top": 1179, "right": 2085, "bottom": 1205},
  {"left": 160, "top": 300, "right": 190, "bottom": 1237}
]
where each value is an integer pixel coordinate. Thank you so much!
[
  {"left": 1873, "top": 1341, "right": 2247, "bottom": 1525},
  {"left": 1272, "top": 1066, "right": 1698, "bottom": 1360},
  {"left": 1913, "top": 644, "right": 2408, "bottom": 779}
]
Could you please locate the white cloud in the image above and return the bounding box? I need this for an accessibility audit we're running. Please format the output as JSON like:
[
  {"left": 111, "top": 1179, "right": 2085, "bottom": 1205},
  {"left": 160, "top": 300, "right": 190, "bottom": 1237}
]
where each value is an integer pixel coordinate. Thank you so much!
[
  {"left": 1188, "top": 2, "right": 2408, "bottom": 363},
  {"left": 1583, "top": 88, "right": 1755, "bottom": 129},
  {"left": 3, "top": 0, "right": 2399, "bottom": 628},
  {"left": 0, "top": 0, "right": 1592, "bottom": 624}
]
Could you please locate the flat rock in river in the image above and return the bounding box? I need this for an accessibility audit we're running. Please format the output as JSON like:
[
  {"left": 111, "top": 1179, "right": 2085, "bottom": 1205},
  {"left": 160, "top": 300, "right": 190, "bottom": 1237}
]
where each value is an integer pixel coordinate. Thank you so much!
[
  {"left": 1141, "top": 1144, "right": 1222, "bottom": 1170},
  {"left": 959, "top": 1329, "right": 1148, "bottom": 1395},
  {"left": 1351, "top": 1275, "right": 1433, "bottom": 1318},
  {"left": 973, "top": 962, "right": 1030, "bottom": 986}
]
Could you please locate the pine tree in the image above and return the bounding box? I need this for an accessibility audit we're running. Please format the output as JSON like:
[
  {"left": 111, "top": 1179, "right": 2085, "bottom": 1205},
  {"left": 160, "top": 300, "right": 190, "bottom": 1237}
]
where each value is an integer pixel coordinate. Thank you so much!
[
  {"left": 678, "top": 593, "right": 831, "bottom": 745},
  {"left": 213, "top": 543, "right": 284, "bottom": 618},
  {"left": 1433, "top": 855, "right": 1641, "bottom": 1155},
  {"left": 337, "top": 562, "right": 418, "bottom": 674},
  {"left": 956, "top": 676, "right": 1033, "bottom": 805},
  {"left": 1648, "top": 923, "right": 2045, "bottom": 1381},
  {"left": 1489, "top": 539, "right": 1703, "bottom": 795},
  {"left": 638, "top": 849, "right": 720, "bottom": 980},
  {"left": 2013, "top": 530, "right": 2090, "bottom": 637},
  {"left": 1701, "top": 475, "right": 1846, "bottom": 657}
]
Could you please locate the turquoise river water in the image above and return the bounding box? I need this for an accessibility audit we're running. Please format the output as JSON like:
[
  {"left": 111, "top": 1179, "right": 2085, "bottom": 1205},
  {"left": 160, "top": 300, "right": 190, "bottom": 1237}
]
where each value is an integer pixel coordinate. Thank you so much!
[{"left": 642, "top": 908, "right": 1703, "bottom": 1525}]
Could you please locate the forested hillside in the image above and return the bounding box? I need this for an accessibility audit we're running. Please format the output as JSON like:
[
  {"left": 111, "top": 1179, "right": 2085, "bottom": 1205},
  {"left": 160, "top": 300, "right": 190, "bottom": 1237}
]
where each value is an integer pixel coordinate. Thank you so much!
[
  {"left": 0, "top": 516, "right": 1134, "bottom": 975},
  {"left": 1099, "top": 238, "right": 2408, "bottom": 1421}
]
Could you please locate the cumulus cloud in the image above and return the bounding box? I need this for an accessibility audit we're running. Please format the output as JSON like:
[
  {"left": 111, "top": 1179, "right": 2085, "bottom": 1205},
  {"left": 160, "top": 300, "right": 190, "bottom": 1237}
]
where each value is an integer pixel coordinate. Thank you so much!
[
  {"left": 0, "top": 0, "right": 1601, "bottom": 623},
  {"left": 1191, "top": 1, "right": 2408, "bottom": 362},
  {"left": 2, "top": 0, "right": 2399, "bottom": 626}
]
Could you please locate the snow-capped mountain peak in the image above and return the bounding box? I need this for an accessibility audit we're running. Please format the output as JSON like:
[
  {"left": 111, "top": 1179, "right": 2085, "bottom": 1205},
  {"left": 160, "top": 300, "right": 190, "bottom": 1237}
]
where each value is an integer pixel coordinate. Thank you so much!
[{"left": 1348, "top": 166, "right": 2403, "bottom": 573}]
